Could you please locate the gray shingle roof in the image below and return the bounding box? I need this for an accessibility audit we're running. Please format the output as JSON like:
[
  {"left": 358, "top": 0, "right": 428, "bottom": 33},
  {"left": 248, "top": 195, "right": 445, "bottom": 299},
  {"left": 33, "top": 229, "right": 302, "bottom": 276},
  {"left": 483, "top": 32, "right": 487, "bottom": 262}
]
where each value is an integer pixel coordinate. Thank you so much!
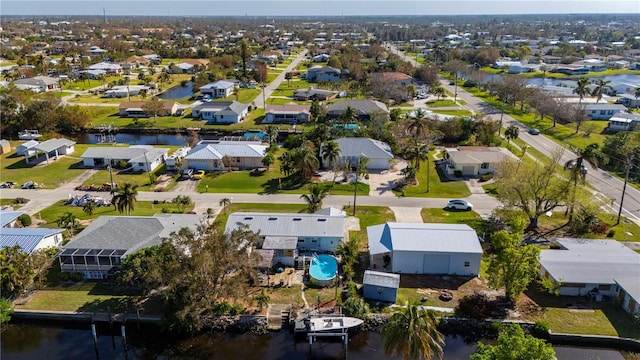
[
  {"left": 326, "top": 100, "right": 389, "bottom": 115},
  {"left": 367, "top": 222, "right": 483, "bottom": 256},
  {"left": 225, "top": 212, "right": 345, "bottom": 238},
  {"left": 334, "top": 138, "right": 394, "bottom": 159},
  {"left": 63, "top": 214, "right": 202, "bottom": 256},
  {"left": 0, "top": 228, "right": 65, "bottom": 254},
  {"left": 363, "top": 270, "right": 400, "bottom": 289}
]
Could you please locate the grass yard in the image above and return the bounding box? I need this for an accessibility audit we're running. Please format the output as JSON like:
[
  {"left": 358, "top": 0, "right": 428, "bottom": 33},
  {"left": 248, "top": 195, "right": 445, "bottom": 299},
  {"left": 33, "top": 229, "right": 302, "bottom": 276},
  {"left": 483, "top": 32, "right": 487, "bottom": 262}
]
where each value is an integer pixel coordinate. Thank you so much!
[
  {"left": 425, "top": 99, "right": 458, "bottom": 108},
  {"left": 0, "top": 149, "right": 89, "bottom": 188},
  {"left": 432, "top": 109, "right": 473, "bottom": 117},
  {"left": 348, "top": 206, "right": 396, "bottom": 245},
  {"left": 216, "top": 88, "right": 261, "bottom": 104},
  {"left": 420, "top": 208, "right": 483, "bottom": 230},
  {"left": 394, "top": 160, "right": 471, "bottom": 198}
]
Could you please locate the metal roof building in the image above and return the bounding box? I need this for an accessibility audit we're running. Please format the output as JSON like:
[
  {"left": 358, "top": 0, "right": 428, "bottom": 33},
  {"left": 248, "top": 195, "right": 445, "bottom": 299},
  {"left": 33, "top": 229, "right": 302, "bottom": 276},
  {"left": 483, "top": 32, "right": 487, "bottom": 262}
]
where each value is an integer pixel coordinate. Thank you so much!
[
  {"left": 226, "top": 212, "right": 345, "bottom": 239},
  {"left": 0, "top": 227, "right": 65, "bottom": 254},
  {"left": 363, "top": 270, "right": 401, "bottom": 303},
  {"left": 0, "top": 211, "right": 25, "bottom": 228}
]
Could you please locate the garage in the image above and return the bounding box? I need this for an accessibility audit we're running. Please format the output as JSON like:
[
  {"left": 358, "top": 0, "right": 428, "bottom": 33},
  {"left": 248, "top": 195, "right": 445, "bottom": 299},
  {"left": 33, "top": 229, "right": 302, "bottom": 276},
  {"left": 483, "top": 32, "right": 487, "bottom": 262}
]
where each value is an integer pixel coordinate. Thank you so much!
[
  {"left": 461, "top": 165, "right": 475, "bottom": 176},
  {"left": 423, "top": 254, "right": 451, "bottom": 274}
]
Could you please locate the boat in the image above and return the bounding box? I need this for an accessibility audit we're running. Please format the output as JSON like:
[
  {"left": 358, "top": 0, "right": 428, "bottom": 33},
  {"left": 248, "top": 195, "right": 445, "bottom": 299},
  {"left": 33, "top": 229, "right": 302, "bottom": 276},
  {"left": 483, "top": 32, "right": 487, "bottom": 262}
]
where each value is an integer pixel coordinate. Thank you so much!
[
  {"left": 18, "top": 130, "right": 43, "bottom": 140},
  {"left": 295, "top": 314, "right": 364, "bottom": 334}
]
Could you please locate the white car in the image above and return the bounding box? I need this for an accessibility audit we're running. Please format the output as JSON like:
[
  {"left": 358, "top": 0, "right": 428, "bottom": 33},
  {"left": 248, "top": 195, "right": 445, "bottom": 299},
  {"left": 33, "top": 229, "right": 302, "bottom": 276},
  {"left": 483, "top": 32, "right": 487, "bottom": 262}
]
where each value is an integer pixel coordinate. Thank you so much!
[{"left": 446, "top": 199, "right": 474, "bottom": 211}]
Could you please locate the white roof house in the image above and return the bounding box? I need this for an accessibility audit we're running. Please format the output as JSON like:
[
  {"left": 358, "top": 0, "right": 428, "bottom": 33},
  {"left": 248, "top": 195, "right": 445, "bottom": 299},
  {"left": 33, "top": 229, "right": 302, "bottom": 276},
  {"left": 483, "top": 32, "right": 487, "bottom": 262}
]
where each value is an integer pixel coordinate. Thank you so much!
[
  {"left": 445, "top": 146, "right": 518, "bottom": 177},
  {"left": 81, "top": 146, "right": 169, "bottom": 172},
  {"left": 0, "top": 211, "right": 25, "bottom": 228},
  {"left": 540, "top": 238, "right": 640, "bottom": 297},
  {"left": 184, "top": 141, "right": 266, "bottom": 171},
  {"left": 616, "top": 276, "right": 640, "bottom": 315},
  {"left": 0, "top": 228, "right": 65, "bottom": 254},
  {"left": 324, "top": 137, "right": 394, "bottom": 170},
  {"left": 26, "top": 138, "right": 75, "bottom": 164},
  {"left": 367, "top": 223, "right": 483, "bottom": 275}
]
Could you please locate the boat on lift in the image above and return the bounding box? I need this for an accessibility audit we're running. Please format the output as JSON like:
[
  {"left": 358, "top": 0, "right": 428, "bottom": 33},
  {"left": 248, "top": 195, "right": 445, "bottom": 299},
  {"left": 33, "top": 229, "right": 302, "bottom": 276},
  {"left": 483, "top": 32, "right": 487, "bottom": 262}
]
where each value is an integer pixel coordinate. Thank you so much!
[
  {"left": 295, "top": 314, "right": 364, "bottom": 334},
  {"left": 18, "top": 130, "right": 43, "bottom": 140}
]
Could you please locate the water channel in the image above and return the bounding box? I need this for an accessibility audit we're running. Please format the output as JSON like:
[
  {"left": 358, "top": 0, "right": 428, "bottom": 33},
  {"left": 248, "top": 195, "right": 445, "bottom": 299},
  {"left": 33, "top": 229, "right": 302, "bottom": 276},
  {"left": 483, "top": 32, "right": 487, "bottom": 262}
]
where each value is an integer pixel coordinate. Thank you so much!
[
  {"left": 157, "top": 82, "right": 194, "bottom": 100},
  {"left": 1, "top": 322, "right": 626, "bottom": 360}
]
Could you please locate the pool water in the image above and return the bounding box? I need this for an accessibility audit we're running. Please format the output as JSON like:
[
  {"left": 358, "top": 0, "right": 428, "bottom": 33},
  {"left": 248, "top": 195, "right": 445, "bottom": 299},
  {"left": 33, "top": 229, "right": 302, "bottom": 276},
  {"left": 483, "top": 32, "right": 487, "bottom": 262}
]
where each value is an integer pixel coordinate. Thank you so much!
[{"left": 309, "top": 255, "right": 338, "bottom": 284}]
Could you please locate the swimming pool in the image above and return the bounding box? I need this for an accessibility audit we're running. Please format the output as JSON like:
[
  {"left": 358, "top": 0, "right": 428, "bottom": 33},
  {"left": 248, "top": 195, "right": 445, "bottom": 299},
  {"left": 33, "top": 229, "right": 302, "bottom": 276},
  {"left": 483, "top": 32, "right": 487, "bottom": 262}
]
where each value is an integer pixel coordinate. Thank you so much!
[{"left": 309, "top": 255, "right": 338, "bottom": 286}]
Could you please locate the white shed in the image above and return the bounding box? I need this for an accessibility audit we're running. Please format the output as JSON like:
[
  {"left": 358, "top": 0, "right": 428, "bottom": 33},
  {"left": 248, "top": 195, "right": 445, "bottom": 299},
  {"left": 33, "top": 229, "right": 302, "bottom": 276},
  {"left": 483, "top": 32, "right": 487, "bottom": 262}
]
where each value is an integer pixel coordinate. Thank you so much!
[{"left": 367, "top": 223, "right": 483, "bottom": 276}]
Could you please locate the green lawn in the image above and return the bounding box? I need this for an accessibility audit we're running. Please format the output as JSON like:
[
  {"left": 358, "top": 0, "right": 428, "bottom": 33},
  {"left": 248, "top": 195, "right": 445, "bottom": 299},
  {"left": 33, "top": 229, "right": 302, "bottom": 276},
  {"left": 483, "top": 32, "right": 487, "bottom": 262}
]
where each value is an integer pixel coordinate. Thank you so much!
[
  {"left": 0, "top": 148, "right": 89, "bottom": 189},
  {"left": 432, "top": 109, "right": 473, "bottom": 117},
  {"left": 215, "top": 88, "right": 261, "bottom": 104},
  {"left": 349, "top": 205, "right": 396, "bottom": 245},
  {"left": 394, "top": 160, "right": 471, "bottom": 198},
  {"left": 62, "top": 76, "right": 121, "bottom": 91},
  {"left": 420, "top": 208, "right": 483, "bottom": 230}
]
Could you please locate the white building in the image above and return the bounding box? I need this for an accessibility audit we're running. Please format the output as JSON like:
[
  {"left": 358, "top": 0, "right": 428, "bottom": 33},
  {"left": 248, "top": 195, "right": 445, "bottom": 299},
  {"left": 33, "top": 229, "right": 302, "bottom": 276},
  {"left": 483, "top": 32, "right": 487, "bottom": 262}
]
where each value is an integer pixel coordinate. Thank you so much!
[{"left": 1, "top": 228, "right": 65, "bottom": 254}]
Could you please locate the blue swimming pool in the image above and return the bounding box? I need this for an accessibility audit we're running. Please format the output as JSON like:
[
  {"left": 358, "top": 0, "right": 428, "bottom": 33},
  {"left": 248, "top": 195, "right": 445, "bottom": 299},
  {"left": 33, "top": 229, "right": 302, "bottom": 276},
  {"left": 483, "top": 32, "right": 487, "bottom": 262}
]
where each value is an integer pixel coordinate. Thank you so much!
[{"left": 309, "top": 255, "right": 337, "bottom": 286}]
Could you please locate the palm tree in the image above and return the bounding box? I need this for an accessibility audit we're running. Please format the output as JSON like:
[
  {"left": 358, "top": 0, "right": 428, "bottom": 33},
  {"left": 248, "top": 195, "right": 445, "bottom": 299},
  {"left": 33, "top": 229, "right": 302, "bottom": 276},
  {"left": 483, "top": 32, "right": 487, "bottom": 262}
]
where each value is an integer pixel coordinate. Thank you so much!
[
  {"left": 300, "top": 184, "right": 330, "bottom": 213},
  {"left": 352, "top": 155, "right": 370, "bottom": 215},
  {"left": 383, "top": 302, "right": 445, "bottom": 360},
  {"left": 321, "top": 140, "right": 341, "bottom": 169},
  {"left": 591, "top": 79, "right": 612, "bottom": 103},
  {"left": 407, "top": 108, "right": 428, "bottom": 138},
  {"left": 573, "top": 77, "right": 590, "bottom": 103},
  {"left": 341, "top": 106, "right": 358, "bottom": 124},
  {"left": 564, "top": 143, "right": 607, "bottom": 220},
  {"left": 219, "top": 198, "right": 231, "bottom": 214},
  {"left": 111, "top": 183, "right": 139, "bottom": 216},
  {"left": 254, "top": 289, "right": 270, "bottom": 312},
  {"left": 504, "top": 125, "right": 519, "bottom": 146},
  {"left": 406, "top": 83, "right": 417, "bottom": 100},
  {"left": 295, "top": 142, "right": 320, "bottom": 181},
  {"left": 82, "top": 201, "right": 96, "bottom": 216}
]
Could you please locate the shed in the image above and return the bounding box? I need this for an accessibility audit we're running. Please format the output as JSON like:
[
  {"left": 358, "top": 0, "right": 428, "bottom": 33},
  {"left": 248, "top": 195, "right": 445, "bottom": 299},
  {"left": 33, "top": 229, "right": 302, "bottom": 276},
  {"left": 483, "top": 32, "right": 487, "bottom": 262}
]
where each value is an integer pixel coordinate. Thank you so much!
[
  {"left": 17, "top": 140, "right": 40, "bottom": 157},
  {"left": 363, "top": 270, "right": 400, "bottom": 303},
  {"left": 0, "top": 140, "right": 11, "bottom": 154}
]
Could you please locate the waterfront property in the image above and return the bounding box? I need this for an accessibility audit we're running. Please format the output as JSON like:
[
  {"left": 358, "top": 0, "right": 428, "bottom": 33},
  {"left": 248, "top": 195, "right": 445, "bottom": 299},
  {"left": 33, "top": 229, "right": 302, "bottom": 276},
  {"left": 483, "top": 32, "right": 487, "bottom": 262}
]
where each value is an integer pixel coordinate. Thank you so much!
[
  {"left": 118, "top": 100, "right": 180, "bottom": 117},
  {"left": 80, "top": 145, "right": 169, "bottom": 172},
  {"left": 0, "top": 227, "right": 65, "bottom": 254},
  {"left": 199, "top": 80, "right": 237, "bottom": 99},
  {"left": 362, "top": 270, "right": 400, "bottom": 303},
  {"left": 322, "top": 137, "right": 394, "bottom": 170},
  {"left": 191, "top": 101, "right": 249, "bottom": 123},
  {"left": 24, "top": 138, "right": 76, "bottom": 165},
  {"left": 183, "top": 140, "right": 267, "bottom": 171},
  {"left": 309, "top": 254, "right": 338, "bottom": 286},
  {"left": 539, "top": 238, "right": 640, "bottom": 300},
  {"left": 444, "top": 146, "right": 518, "bottom": 177},
  {"left": 59, "top": 214, "right": 201, "bottom": 279},
  {"left": 264, "top": 104, "right": 311, "bottom": 124},
  {"left": 582, "top": 103, "right": 628, "bottom": 120},
  {"left": 224, "top": 209, "right": 346, "bottom": 267},
  {"left": 607, "top": 112, "right": 640, "bottom": 132},
  {"left": 367, "top": 222, "right": 483, "bottom": 275}
]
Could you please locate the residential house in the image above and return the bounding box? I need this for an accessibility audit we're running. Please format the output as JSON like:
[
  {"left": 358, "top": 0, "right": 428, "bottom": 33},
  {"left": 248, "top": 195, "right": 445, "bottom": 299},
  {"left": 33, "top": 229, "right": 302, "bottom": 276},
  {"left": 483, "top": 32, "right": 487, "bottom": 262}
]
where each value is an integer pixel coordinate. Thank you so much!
[
  {"left": 59, "top": 214, "right": 201, "bottom": 279},
  {"left": 444, "top": 146, "right": 518, "bottom": 177},
  {"left": 322, "top": 137, "right": 394, "bottom": 170},
  {"left": 1, "top": 228, "right": 65, "bottom": 254},
  {"left": 184, "top": 140, "right": 267, "bottom": 171},
  {"left": 25, "top": 138, "right": 76, "bottom": 165},
  {"left": 191, "top": 101, "right": 249, "bottom": 124},
  {"left": 326, "top": 99, "right": 389, "bottom": 122},
  {"left": 88, "top": 62, "right": 123, "bottom": 75},
  {"left": 81, "top": 69, "right": 107, "bottom": 80},
  {"left": 224, "top": 210, "right": 346, "bottom": 266},
  {"left": 607, "top": 112, "right": 640, "bottom": 132},
  {"left": 367, "top": 223, "right": 483, "bottom": 276},
  {"left": 0, "top": 211, "right": 25, "bottom": 228},
  {"left": 80, "top": 145, "right": 169, "bottom": 172},
  {"left": 170, "top": 62, "right": 196, "bottom": 74},
  {"left": 0, "top": 140, "right": 11, "bottom": 154},
  {"left": 578, "top": 59, "right": 607, "bottom": 72},
  {"left": 606, "top": 82, "right": 637, "bottom": 96},
  {"left": 292, "top": 88, "right": 338, "bottom": 101},
  {"left": 264, "top": 104, "right": 311, "bottom": 124},
  {"left": 142, "top": 54, "right": 161, "bottom": 64},
  {"left": 104, "top": 85, "right": 150, "bottom": 98},
  {"left": 616, "top": 277, "right": 640, "bottom": 315},
  {"left": 118, "top": 101, "right": 179, "bottom": 117},
  {"left": 16, "top": 140, "right": 39, "bottom": 157},
  {"left": 617, "top": 93, "right": 640, "bottom": 108},
  {"left": 13, "top": 76, "right": 60, "bottom": 92},
  {"left": 553, "top": 65, "right": 589, "bottom": 75},
  {"left": 363, "top": 270, "right": 400, "bottom": 303},
  {"left": 539, "top": 238, "right": 640, "bottom": 300},
  {"left": 583, "top": 103, "right": 628, "bottom": 120},
  {"left": 199, "top": 80, "right": 237, "bottom": 99},
  {"left": 122, "top": 55, "right": 150, "bottom": 68},
  {"left": 306, "top": 66, "right": 347, "bottom": 82},
  {"left": 373, "top": 72, "right": 417, "bottom": 87},
  {"left": 88, "top": 46, "right": 107, "bottom": 56},
  {"left": 312, "top": 53, "right": 330, "bottom": 62}
]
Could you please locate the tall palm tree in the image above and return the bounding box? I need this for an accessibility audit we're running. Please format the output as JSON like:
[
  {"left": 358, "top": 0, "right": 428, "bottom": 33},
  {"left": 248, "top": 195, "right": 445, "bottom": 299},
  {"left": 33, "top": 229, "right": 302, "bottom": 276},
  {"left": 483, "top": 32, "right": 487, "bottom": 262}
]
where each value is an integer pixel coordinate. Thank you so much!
[
  {"left": 111, "top": 183, "right": 139, "bottom": 216},
  {"left": 383, "top": 302, "right": 445, "bottom": 360},
  {"left": 300, "top": 184, "right": 330, "bottom": 213},
  {"left": 219, "top": 198, "right": 231, "bottom": 214},
  {"left": 564, "top": 143, "right": 607, "bottom": 220},
  {"left": 573, "top": 77, "right": 590, "bottom": 103},
  {"left": 342, "top": 106, "right": 358, "bottom": 124},
  {"left": 321, "top": 140, "right": 341, "bottom": 169},
  {"left": 407, "top": 108, "right": 428, "bottom": 138},
  {"left": 591, "top": 79, "right": 612, "bottom": 104},
  {"left": 295, "top": 141, "right": 320, "bottom": 181}
]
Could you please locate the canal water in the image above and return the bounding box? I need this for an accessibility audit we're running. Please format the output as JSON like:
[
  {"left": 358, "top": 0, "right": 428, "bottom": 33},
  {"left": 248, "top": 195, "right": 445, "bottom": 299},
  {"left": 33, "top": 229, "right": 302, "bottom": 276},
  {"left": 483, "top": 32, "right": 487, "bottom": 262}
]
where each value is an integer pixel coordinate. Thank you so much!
[
  {"left": 158, "top": 82, "right": 194, "bottom": 100},
  {"left": 75, "top": 132, "right": 197, "bottom": 146},
  {"left": 1, "top": 322, "right": 625, "bottom": 360}
]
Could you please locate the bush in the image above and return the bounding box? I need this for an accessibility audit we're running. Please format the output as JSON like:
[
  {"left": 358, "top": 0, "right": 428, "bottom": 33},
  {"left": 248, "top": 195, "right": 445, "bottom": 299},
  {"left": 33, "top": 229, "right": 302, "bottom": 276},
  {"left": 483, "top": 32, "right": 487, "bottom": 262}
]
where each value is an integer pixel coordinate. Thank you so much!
[
  {"left": 606, "top": 229, "right": 616, "bottom": 238},
  {"left": 480, "top": 173, "right": 494, "bottom": 182},
  {"left": 454, "top": 170, "right": 463, "bottom": 178},
  {"left": 17, "top": 214, "right": 32, "bottom": 227},
  {"left": 532, "top": 321, "right": 550, "bottom": 338},
  {"left": 58, "top": 272, "right": 71, "bottom": 282},
  {"left": 13, "top": 197, "right": 29, "bottom": 204},
  {"left": 456, "top": 293, "right": 496, "bottom": 320},
  {"left": 70, "top": 272, "right": 84, "bottom": 282},
  {"left": 346, "top": 281, "right": 357, "bottom": 299}
]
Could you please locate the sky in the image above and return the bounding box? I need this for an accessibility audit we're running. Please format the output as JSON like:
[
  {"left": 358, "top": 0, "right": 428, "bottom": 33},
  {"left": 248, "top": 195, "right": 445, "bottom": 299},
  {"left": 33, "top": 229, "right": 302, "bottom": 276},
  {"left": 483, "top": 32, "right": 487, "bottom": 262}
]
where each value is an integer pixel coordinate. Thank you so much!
[{"left": 1, "top": 0, "right": 639, "bottom": 16}]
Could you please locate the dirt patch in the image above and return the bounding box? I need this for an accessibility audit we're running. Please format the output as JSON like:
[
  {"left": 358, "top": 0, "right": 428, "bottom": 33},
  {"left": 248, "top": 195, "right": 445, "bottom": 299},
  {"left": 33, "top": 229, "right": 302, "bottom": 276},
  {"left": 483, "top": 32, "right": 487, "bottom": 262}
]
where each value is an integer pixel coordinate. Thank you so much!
[
  {"left": 153, "top": 175, "right": 173, "bottom": 192},
  {"left": 400, "top": 274, "right": 494, "bottom": 307}
]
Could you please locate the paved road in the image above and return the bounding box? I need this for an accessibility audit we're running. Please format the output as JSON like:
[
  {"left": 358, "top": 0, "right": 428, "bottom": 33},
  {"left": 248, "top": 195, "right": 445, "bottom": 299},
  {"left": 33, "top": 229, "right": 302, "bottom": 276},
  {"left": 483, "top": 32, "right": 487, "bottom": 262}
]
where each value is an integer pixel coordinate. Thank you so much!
[
  {"left": 387, "top": 43, "right": 640, "bottom": 223},
  {"left": 252, "top": 50, "right": 308, "bottom": 109}
]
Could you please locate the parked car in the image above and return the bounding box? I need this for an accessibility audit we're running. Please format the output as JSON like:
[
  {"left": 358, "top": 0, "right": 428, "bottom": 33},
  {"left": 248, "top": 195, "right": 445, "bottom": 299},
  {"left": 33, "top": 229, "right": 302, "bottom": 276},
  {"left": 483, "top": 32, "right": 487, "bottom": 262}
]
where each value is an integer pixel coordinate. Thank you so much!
[
  {"left": 193, "top": 170, "right": 206, "bottom": 180},
  {"left": 565, "top": 160, "right": 588, "bottom": 174},
  {"left": 180, "top": 168, "right": 194, "bottom": 180},
  {"left": 446, "top": 199, "right": 474, "bottom": 211},
  {"left": 528, "top": 128, "right": 540, "bottom": 135}
]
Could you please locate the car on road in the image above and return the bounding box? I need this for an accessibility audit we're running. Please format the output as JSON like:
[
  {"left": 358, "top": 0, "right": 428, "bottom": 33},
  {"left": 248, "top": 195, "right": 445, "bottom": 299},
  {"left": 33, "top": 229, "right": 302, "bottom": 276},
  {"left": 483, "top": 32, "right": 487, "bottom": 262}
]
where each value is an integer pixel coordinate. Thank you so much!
[
  {"left": 528, "top": 128, "right": 540, "bottom": 135},
  {"left": 193, "top": 170, "right": 206, "bottom": 180},
  {"left": 180, "top": 168, "right": 194, "bottom": 180},
  {"left": 446, "top": 199, "right": 474, "bottom": 211}
]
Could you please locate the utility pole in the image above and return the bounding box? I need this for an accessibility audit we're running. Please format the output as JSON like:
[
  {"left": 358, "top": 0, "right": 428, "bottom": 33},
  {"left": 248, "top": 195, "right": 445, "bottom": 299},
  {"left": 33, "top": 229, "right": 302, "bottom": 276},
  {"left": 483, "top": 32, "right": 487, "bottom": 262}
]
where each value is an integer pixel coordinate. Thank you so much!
[
  {"left": 426, "top": 149, "right": 430, "bottom": 192},
  {"left": 262, "top": 82, "right": 266, "bottom": 111},
  {"left": 453, "top": 72, "right": 458, "bottom": 104},
  {"left": 107, "top": 158, "right": 115, "bottom": 193},
  {"left": 616, "top": 153, "right": 634, "bottom": 225},
  {"left": 498, "top": 100, "right": 505, "bottom": 136},
  {"left": 352, "top": 158, "right": 358, "bottom": 216}
]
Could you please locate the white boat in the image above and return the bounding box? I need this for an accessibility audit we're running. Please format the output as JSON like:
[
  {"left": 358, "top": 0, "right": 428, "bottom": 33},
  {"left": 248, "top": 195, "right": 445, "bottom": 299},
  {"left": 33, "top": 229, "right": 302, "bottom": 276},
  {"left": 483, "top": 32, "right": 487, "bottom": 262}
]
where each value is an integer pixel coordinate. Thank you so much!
[
  {"left": 299, "top": 315, "right": 364, "bottom": 333},
  {"left": 18, "top": 130, "right": 42, "bottom": 140}
]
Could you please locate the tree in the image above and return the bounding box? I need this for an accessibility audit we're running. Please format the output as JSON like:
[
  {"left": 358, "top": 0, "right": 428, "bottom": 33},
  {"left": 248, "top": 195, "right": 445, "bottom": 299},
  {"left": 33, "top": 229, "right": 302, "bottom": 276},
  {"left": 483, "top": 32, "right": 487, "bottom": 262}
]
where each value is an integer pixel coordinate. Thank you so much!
[
  {"left": 335, "top": 236, "right": 359, "bottom": 282},
  {"left": 504, "top": 125, "right": 519, "bottom": 145},
  {"left": 321, "top": 140, "right": 341, "bottom": 169},
  {"left": 570, "top": 105, "right": 588, "bottom": 135},
  {"left": 142, "top": 98, "right": 165, "bottom": 122},
  {"left": 635, "top": 87, "right": 640, "bottom": 108},
  {"left": 82, "top": 201, "right": 96, "bottom": 216},
  {"left": 405, "top": 83, "right": 417, "bottom": 100},
  {"left": 407, "top": 108, "right": 428, "bottom": 138},
  {"left": 111, "top": 183, "right": 139, "bottom": 216},
  {"left": 487, "top": 218, "right": 541, "bottom": 301},
  {"left": 0, "top": 298, "right": 13, "bottom": 325},
  {"left": 172, "top": 195, "right": 192, "bottom": 213},
  {"left": 254, "top": 289, "right": 270, "bottom": 312},
  {"left": 471, "top": 324, "right": 555, "bottom": 360},
  {"left": 0, "top": 246, "right": 34, "bottom": 296},
  {"left": 494, "top": 150, "right": 571, "bottom": 230},
  {"left": 117, "top": 224, "right": 261, "bottom": 333},
  {"left": 284, "top": 72, "right": 292, "bottom": 87},
  {"left": 238, "top": 39, "right": 252, "bottom": 80},
  {"left": 573, "top": 77, "right": 590, "bottom": 103},
  {"left": 564, "top": 143, "right": 607, "bottom": 220},
  {"left": 430, "top": 86, "right": 445, "bottom": 101},
  {"left": 293, "top": 141, "right": 320, "bottom": 181},
  {"left": 341, "top": 106, "right": 358, "bottom": 124},
  {"left": 219, "top": 198, "right": 231, "bottom": 214},
  {"left": 261, "top": 152, "right": 275, "bottom": 170},
  {"left": 591, "top": 79, "right": 612, "bottom": 103},
  {"left": 383, "top": 302, "right": 445, "bottom": 360},
  {"left": 56, "top": 211, "right": 78, "bottom": 235},
  {"left": 300, "top": 184, "right": 330, "bottom": 213},
  {"left": 342, "top": 296, "right": 369, "bottom": 319}
]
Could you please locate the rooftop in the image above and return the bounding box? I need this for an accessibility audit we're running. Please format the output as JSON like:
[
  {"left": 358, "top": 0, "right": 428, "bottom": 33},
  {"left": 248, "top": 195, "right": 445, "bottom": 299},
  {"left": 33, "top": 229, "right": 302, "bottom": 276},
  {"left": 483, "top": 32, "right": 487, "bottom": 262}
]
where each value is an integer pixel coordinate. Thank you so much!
[
  {"left": 363, "top": 270, "right": 400, "bottom": 289},
  {"left": 225, "top": 212, "right": 345, "bottom": 239},
  {"left": 0, "top": 227, "right": 65, "bottom": 254}
]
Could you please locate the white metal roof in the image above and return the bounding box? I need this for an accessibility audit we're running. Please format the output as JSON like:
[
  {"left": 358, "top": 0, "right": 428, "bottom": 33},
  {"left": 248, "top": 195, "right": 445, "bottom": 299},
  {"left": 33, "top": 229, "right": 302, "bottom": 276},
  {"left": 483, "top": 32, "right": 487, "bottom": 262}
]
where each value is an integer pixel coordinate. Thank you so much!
[
  {"left": 33, "top": 138, "right": 75, "bottom": 153},
  {"left": 367, "top": 222, "right": 483, "bottom": 256},
  {"left": 0, "top": 228, "right": 65, "bottom": 254},
  {"left": 225, "top": 212, "right": 345, "bottom": 238},
  {"left": 540, "top": 238, "right": 640, "bottom": 285}
]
